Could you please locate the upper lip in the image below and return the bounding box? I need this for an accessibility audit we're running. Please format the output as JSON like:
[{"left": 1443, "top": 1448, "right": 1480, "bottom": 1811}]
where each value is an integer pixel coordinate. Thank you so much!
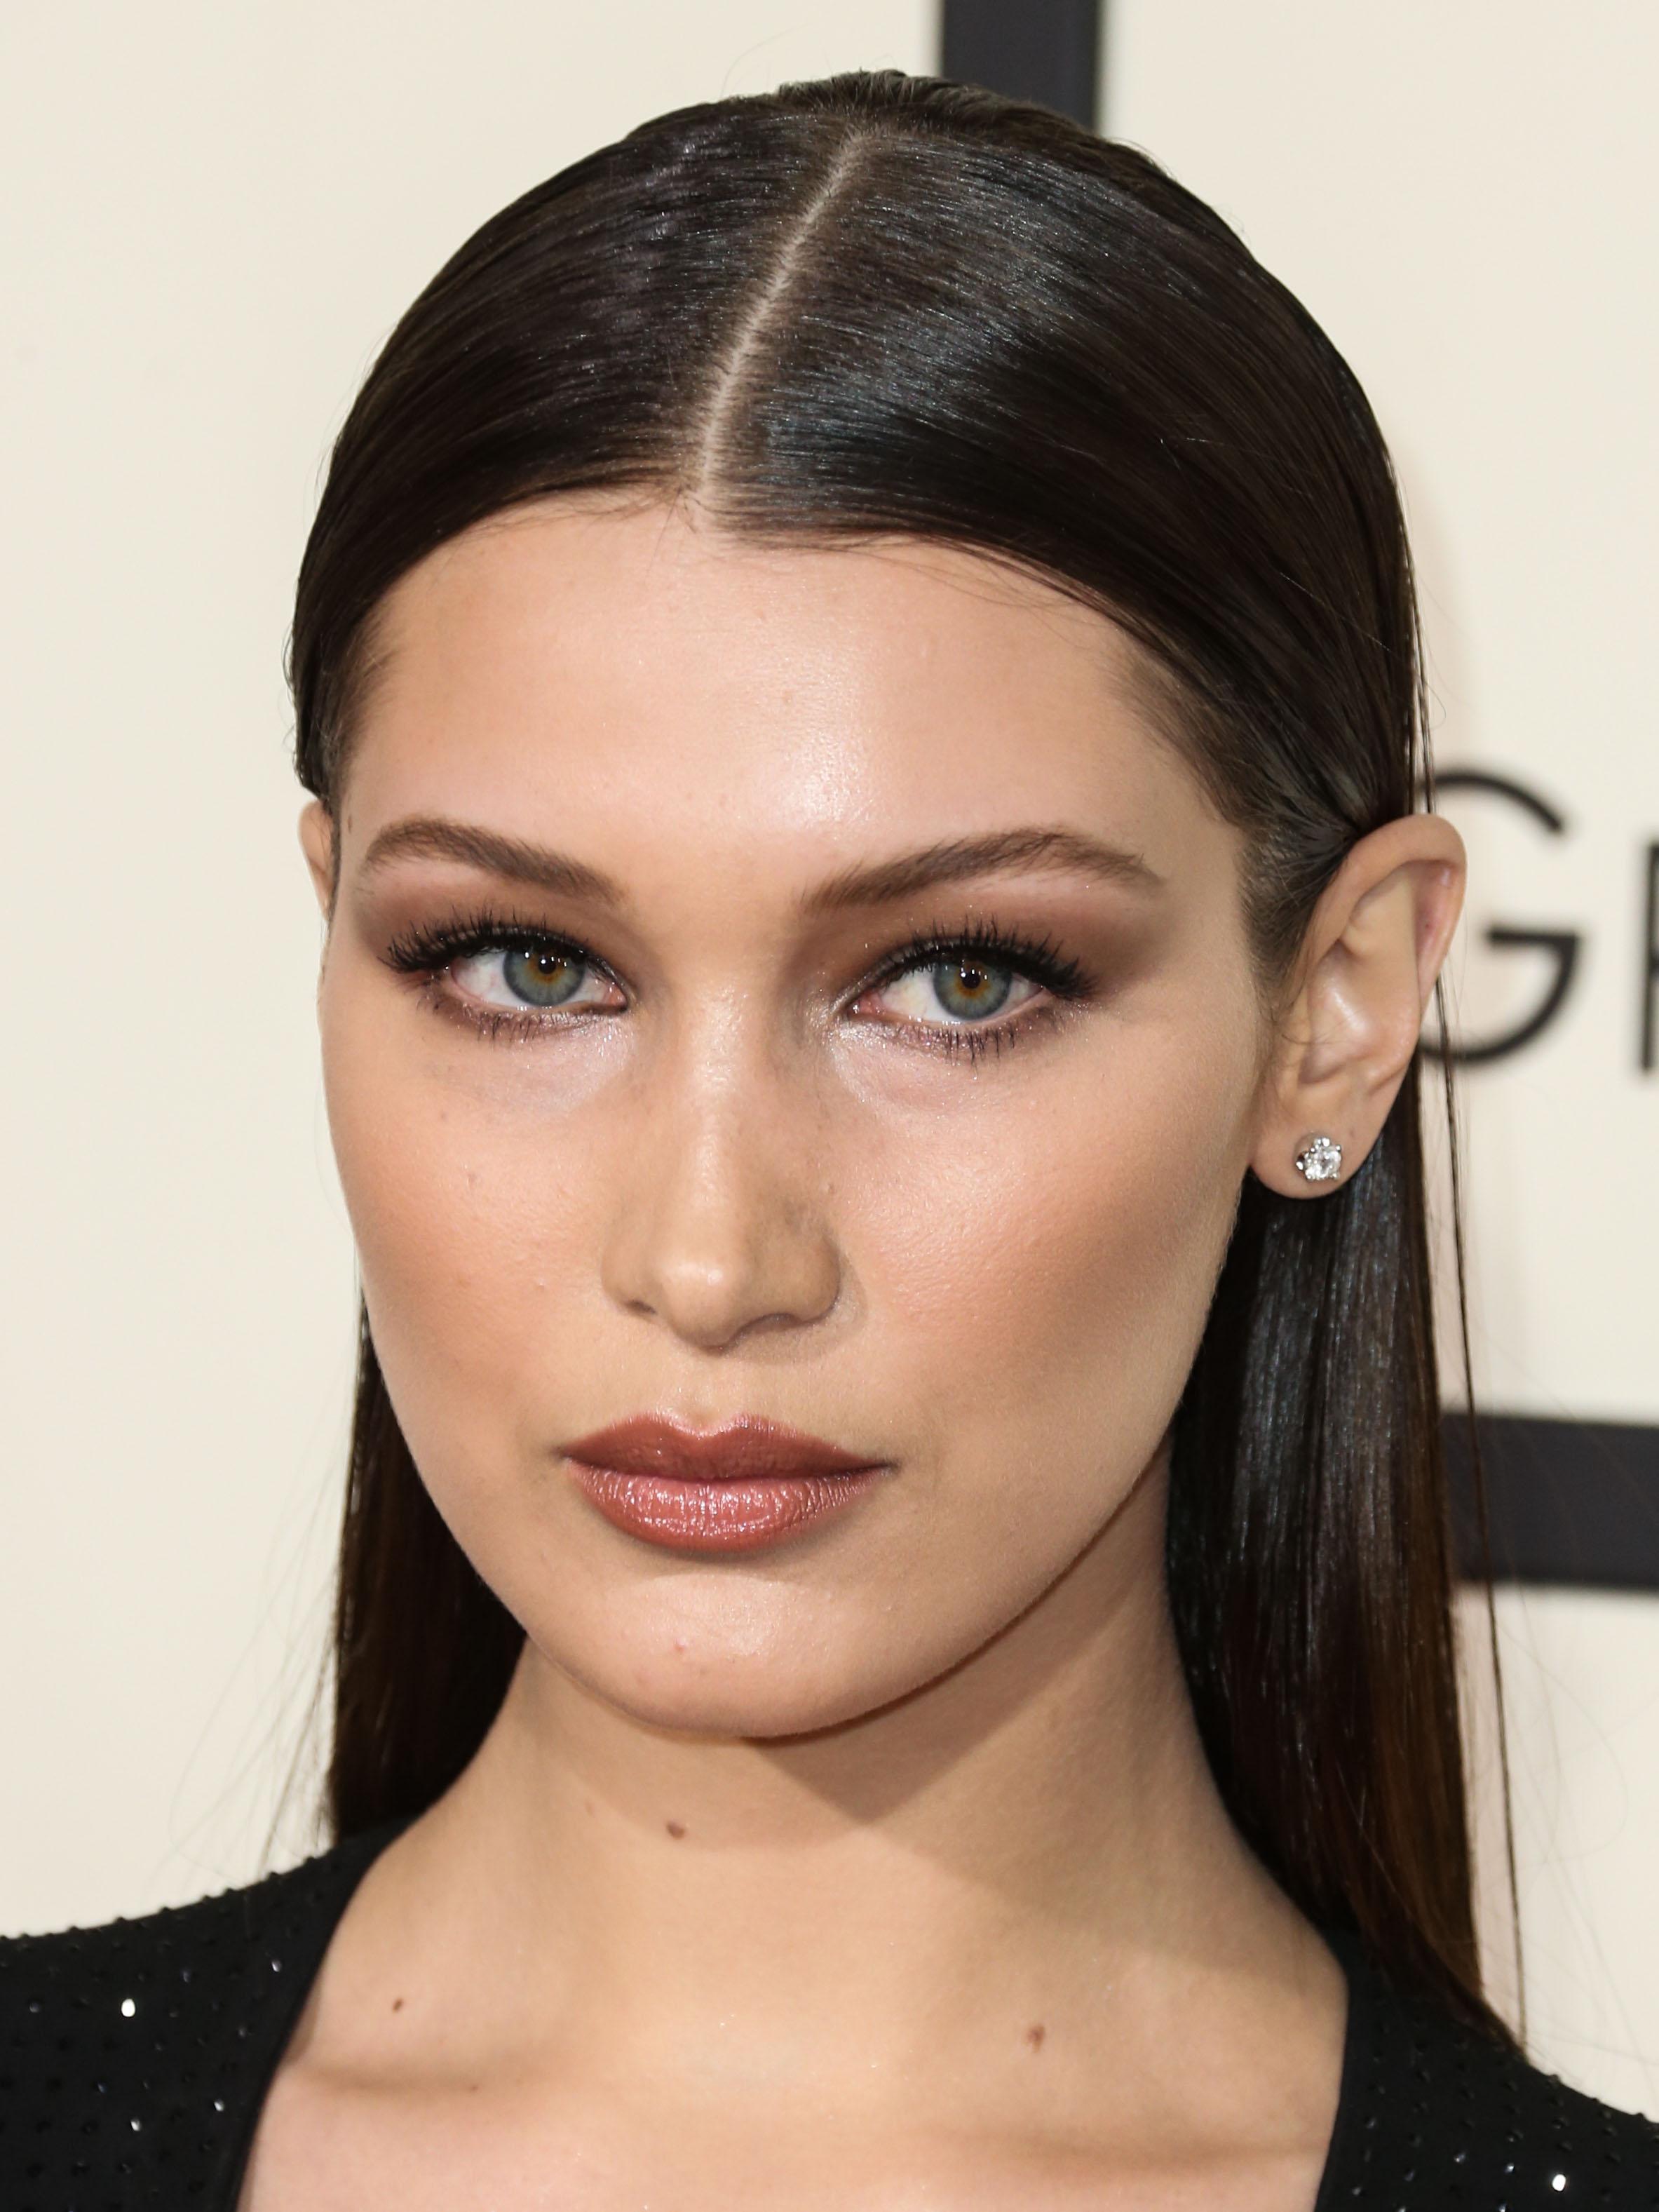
[{"left": 562, "top": 1413, "right": 884, "bottom": 1483}]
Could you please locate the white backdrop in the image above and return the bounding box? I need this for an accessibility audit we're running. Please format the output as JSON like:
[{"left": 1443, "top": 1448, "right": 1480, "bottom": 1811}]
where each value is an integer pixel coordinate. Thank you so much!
[{"left": 3, "top": 0, "right": 1653, "bottom": 2119}]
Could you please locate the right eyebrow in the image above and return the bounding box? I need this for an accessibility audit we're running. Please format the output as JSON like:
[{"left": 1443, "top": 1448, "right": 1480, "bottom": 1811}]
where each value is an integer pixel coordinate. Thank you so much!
[
  {"left": 358, "top": 816, "right": 629, "bottom": 907},
  {"left": 798, "top": 826, "right": 1161, "bottom": 915}
]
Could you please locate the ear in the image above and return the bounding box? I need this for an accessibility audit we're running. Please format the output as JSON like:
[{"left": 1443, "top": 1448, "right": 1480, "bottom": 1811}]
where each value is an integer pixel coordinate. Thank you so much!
[
  {"left": 1250, "top": 814, "right": 1465, "bottom": 1199},
  {"left": 299, "top": 800, "right": 336, "bottom": 922}
]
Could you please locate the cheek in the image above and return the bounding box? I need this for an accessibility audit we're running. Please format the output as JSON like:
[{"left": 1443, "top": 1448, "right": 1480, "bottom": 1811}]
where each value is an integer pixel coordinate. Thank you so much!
[
  {"left": 318, "top": 964, "right": 595, "bottom": 1442},
  {"left": 855, "top": 1007, "right": 1257, "bottom": 1518}
]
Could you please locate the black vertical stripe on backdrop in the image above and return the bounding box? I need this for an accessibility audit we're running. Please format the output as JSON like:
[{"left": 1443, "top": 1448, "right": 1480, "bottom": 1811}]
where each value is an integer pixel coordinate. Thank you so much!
[
  {"left": 933, "top": 1, "right": 1659, "bottom": 1593},
  {"left": 940, "top": 0, "right": 1101, "bottom": 130}
]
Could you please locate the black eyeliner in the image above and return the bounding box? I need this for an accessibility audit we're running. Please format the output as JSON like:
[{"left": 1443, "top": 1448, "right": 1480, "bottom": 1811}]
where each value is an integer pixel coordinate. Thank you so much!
[
  {"left": 382, "top": 906, "right": 606, "bottom": 980},
  {"left": 859, "top": 914, "right": 1092, "bottom": 1004}
]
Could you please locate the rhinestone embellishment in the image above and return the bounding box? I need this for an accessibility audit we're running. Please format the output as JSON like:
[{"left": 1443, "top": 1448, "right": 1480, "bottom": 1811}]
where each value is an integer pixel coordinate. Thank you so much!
[{"left": 1295, "top": 1134, "right": 1343, "bottom": 1183}]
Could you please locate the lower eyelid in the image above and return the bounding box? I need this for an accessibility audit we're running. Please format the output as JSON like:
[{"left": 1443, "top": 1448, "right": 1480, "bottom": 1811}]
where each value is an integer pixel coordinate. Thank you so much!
[
  {"left": 861, "top": 998, "right": 1067, "bottom": 1058},
  {"left": 426, "top": 981, "right": 593, "bottom": 1039},
  {"left": 906, "top": 1006, "right": 1056, "bottom": 1062}
]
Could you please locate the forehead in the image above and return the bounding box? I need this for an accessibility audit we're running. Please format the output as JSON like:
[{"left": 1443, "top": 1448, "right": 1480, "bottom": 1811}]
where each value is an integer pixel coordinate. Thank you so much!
[{"left": 344, "top": 497, "right": 1215, "bottom": 864}]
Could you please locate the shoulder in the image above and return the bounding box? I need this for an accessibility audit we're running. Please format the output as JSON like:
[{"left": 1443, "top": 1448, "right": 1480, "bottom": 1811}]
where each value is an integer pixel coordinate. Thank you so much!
[
  {"left": 0, "top": 1823, "right": 404, "bottom": 2210},
  {"left": 1326, "top": 1934, "right": 1659, "bottom": 2209}
]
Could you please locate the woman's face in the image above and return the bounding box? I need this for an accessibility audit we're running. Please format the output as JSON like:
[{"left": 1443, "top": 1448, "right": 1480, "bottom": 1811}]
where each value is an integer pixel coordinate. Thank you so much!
[{"left": 309, "top": 498, "right": 1268, "bottom": 1738}]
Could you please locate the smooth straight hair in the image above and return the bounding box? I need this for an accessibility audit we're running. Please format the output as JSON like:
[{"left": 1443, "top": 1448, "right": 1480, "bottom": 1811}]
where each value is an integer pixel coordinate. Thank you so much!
[{"left": 287, "top": 70, "right": 1507, "bottom": 2038}]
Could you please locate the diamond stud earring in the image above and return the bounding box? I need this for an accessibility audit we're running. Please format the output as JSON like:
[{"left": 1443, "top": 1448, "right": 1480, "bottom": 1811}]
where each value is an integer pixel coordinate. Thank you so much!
[{"left": 1295, "top": 1134, "right": 1343, "bottom": 1184}]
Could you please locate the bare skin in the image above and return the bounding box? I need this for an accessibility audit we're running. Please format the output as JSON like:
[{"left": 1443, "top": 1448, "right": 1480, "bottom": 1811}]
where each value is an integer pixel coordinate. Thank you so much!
[{"left": 241, "top": 496, "right": 1465, "bottom": 2209}]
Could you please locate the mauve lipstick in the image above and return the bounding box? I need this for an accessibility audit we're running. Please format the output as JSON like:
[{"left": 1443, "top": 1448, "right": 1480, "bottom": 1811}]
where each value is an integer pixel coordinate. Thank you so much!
[{"left": 562, "top": 1413, "right": 888, "bottom": 1553}]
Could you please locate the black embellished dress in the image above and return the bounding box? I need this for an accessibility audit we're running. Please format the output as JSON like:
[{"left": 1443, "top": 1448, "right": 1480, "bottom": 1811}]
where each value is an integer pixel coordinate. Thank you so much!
[{"left": 4, "top": 1820, "right": 1656, "bottom": 2208}]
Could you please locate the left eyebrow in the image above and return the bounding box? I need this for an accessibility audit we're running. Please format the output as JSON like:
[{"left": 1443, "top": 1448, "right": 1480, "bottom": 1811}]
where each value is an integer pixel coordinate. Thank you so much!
[
  {"left": 358, "top": 816, "right": 630, "bottom": 907},
  {"left": 799, "top": 828, "right": 1162, "bottom": 916}
]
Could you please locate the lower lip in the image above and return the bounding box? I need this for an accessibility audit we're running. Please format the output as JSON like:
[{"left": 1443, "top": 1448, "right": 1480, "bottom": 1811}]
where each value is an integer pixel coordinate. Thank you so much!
[{"left": 566, "top": 1461, "right": 884, "bottom": 1553}]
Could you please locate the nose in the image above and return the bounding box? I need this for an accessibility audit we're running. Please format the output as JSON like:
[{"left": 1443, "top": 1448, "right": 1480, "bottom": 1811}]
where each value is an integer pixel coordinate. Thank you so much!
[{"left": 598, "top": 1048, "right": 843, "bottom": 1351}]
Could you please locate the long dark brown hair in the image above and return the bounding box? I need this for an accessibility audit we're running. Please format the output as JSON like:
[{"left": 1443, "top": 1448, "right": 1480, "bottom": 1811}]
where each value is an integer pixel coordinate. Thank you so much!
[{"left": 288, "top": 70, "right": 1509, "bottom": 2037}]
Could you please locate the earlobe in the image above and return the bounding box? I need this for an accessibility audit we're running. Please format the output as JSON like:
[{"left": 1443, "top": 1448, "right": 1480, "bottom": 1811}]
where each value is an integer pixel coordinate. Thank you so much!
[
  {"left": 1250, "top": 814, "right": 1465, "bottom": 1199},
  {"left": 298, "top": 800, "right": 337, "bottom": 922}
]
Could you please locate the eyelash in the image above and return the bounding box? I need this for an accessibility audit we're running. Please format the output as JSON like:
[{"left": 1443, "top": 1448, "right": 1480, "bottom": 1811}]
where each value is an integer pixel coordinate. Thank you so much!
[{"left": 381, "top": 908, "right": 1093, "bottom": 1063}]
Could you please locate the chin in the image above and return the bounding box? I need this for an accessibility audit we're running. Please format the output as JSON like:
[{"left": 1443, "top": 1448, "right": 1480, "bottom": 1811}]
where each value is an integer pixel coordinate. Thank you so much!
[
  {"left": 536, "top": 1607, "right": 943, "bottom": 1744},
  {"left": 607, "top": 1678, "right": 878, "bottom": 1741}
]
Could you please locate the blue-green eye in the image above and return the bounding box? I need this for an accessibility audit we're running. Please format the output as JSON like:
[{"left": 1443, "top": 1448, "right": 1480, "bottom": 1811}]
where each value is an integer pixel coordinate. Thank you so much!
[
  {"left": 503, "top": 946, "right": 586, "bottom": 1006},
  {"left": 931, "top": 959, "right": 1013, "bottom": 1020},
  {"left": 449, "top": 943, "right": 611, "bottom": 1013},
  {"left": 873, "top": 957, "right": 1036, "bottom": 1027}
]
